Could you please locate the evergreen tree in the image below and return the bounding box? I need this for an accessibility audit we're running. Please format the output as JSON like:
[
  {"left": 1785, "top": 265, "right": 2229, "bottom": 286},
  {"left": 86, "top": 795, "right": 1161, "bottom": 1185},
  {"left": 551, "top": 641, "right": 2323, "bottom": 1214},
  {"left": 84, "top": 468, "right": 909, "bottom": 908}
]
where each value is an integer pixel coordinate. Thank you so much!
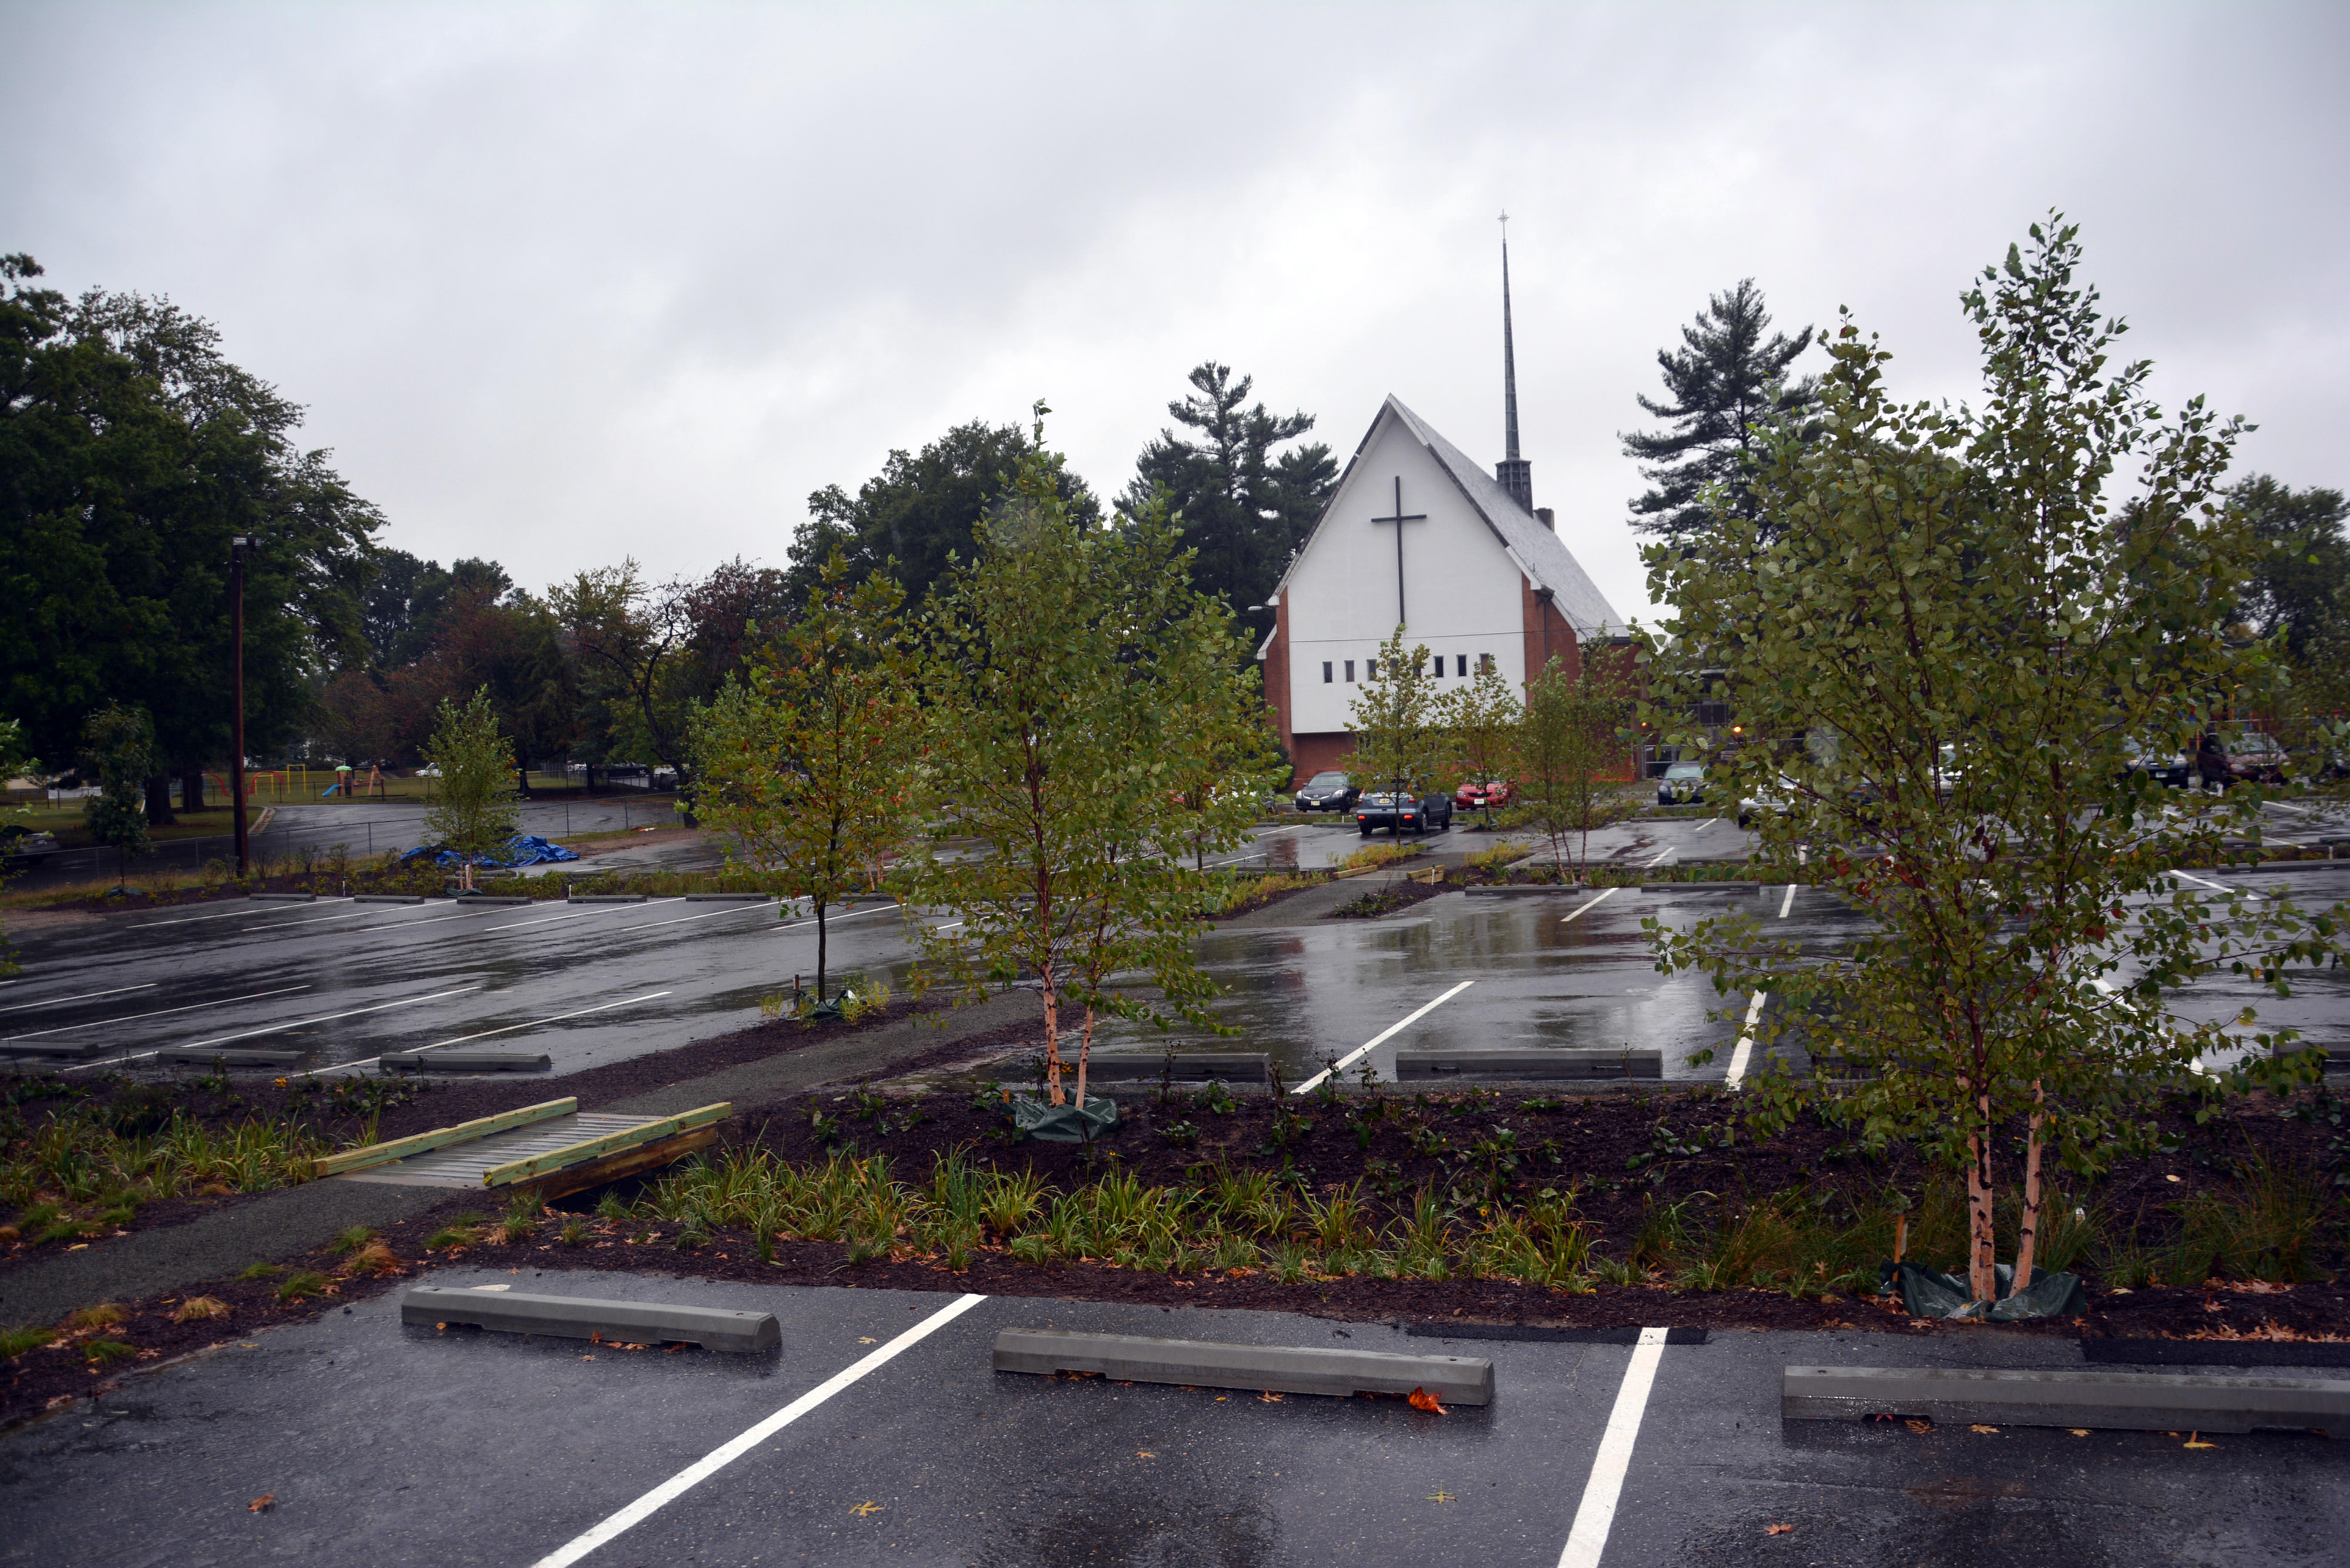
[
  {"left": 1120, "top": 362, "right": 1336, "bottom": 646},
  {"left": 1621, "top": 280, "right": 1817, "bottom": 546}
]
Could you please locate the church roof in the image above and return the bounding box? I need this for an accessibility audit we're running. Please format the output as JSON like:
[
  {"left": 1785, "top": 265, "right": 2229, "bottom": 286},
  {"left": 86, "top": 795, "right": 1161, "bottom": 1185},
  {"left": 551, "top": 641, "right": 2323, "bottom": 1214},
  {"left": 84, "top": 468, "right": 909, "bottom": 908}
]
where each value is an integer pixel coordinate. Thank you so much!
[{"left": 1288, "top": 395, "right": 1625, "bottom": 638}]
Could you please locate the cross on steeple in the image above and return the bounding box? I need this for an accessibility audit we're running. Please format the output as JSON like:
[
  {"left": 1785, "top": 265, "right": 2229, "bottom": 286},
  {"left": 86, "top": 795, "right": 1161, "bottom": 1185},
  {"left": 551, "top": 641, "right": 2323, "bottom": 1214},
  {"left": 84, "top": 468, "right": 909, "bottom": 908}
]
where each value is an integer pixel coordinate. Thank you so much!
[{"left": 1369, "top": 475, "right": 1427, "bottom": 626}]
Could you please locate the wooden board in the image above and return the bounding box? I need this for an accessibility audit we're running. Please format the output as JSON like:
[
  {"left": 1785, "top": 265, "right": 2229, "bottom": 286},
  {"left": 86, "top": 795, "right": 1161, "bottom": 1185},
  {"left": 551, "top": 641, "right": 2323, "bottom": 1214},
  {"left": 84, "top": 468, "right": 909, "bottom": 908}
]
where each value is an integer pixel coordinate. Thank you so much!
[
  {"left": 480, "top": 1102, "right": 730, "bottom": 1188},
  {"left": 506, "top": 1126, "right": 719, "bottom": 1202},
  {"left": 315, "top": 1097, "right": 578, "bottom": 1178}
]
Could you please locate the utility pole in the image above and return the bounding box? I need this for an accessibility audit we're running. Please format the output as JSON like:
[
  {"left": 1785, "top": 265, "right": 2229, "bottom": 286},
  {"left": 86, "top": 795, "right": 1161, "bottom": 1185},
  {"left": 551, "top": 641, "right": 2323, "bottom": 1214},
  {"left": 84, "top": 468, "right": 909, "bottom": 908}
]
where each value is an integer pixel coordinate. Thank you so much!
[{"left": 230, "top": 536, "right": 250, "bottom": 878}]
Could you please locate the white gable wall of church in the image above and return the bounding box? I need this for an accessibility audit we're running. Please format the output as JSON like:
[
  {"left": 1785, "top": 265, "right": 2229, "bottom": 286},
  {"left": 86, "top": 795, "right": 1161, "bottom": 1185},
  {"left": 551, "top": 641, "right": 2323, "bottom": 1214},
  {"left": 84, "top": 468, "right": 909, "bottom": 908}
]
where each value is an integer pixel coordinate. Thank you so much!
[{"left": 1280, "top": 414, "right": 1528, "bottom": 734}]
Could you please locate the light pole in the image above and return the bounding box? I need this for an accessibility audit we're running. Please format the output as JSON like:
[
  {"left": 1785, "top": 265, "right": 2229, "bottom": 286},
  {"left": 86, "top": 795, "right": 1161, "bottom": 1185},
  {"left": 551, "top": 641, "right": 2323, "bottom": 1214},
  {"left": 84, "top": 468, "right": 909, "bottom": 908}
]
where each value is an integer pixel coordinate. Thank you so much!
[{"left": 230, "top": 536, "right": 250, "bottom": 879}]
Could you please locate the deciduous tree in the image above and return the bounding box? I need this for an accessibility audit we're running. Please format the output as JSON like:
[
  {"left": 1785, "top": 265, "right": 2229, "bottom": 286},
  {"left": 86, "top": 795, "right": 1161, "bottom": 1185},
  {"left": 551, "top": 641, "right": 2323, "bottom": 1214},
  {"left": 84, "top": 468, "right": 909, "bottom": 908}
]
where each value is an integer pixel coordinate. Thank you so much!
[
  {"left": 419, "top": 688, "right": 519, "bottom": 890},
  {"left": 909, "top": 411, "right": 1241, "bottom": 1111},
  {"left": 1643, "top": 219, "right": 2348, "bottom": 1307},
  {"left": 689, "top": 558, "right": 918, "bottom": 1003},
  {"left": 1512, "top": 656, "right": 1635, "bottom": 877}
]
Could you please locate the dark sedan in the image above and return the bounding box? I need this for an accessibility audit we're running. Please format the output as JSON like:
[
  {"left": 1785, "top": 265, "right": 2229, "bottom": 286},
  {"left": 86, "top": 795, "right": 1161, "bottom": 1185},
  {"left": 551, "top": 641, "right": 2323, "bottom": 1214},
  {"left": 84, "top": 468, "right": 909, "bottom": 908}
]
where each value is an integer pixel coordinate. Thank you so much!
[
  {"left": 1655, "top": 761, "right": 1707, "bottom": 806},
  {"left": 1355, "top": 790, "right": 1453, "bottom": 835},
  {"left": 1293, "top": 770, "right": 1358, "bottom": 812}
]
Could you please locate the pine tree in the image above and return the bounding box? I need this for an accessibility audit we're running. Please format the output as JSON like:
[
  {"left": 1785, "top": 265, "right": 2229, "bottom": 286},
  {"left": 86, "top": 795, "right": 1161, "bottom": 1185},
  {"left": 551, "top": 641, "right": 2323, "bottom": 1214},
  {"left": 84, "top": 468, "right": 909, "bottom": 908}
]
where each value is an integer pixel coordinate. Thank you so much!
[
  {"left": 1121, "top": 362, "right": 1336, "bottom": 646},
  {"left": 1621, "top": 280, "right": 1817, "bottom": 546}
]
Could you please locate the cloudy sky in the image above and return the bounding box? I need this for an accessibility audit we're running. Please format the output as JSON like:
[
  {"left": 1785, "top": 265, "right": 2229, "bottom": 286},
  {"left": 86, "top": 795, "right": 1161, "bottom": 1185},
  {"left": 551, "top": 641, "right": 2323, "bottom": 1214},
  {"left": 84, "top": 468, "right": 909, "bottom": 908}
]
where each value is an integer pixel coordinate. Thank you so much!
[{"left": 6, "top": 2, "right": 2345, "bottom": 622}]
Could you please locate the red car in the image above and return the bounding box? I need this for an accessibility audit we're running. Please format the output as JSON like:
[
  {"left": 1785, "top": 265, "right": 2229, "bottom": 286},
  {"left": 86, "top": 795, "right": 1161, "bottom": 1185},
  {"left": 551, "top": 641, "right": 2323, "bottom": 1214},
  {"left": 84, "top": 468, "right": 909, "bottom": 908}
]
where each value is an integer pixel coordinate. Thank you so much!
[{"left": 1455, "top": 777, "right": 1514, "bottom": 810}]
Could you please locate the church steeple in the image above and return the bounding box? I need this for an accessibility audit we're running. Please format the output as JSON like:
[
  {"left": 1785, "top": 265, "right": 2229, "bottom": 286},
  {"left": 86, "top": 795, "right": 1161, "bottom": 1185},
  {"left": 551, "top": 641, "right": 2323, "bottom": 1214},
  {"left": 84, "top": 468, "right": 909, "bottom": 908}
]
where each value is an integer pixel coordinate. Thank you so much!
[{"left": 1495, "top": 213, "right": 1534, "bottom": 515}]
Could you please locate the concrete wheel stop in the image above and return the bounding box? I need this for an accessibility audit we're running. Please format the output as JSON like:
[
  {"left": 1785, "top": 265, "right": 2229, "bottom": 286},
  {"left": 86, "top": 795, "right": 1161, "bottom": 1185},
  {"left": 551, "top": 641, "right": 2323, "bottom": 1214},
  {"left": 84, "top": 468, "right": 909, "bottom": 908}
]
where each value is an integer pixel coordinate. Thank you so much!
[
  {"left": 1395, "top": 1049, "right": 1662, "bottom": 1082},
  {"left": 402, "top": 1285, "right": 781, "bottom": 1354},
  {"left": 380, "top": 1049, "right": 552, "bottom": 1073},
  {"left": 993, "top": 1328, "right": 1493, "bottom": 1405},
  {"left": 1782, "top": 1364, "right": 2350, "bottom": 1436}
]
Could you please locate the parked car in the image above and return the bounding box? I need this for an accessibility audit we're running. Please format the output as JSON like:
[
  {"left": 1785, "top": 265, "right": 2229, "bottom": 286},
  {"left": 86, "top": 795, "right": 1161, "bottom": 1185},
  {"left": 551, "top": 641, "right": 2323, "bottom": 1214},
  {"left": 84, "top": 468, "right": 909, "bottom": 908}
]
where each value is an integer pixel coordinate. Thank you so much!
[
  {"left": 1294, "top": 770, "right": 1358, "bottom": 812},
  {"left": 0, "top": 825, "right": 58, "bottom": 865},
  {"left": 2194, "top": 728, "right": 2291, "bottom": 788},
  {"left": 1655, "top": 761, "right": 1707, "bottom": 806},
  {"left": 2119, "top": 736, "right": 2191, "bottom": 790},
  {"left": 1355, "top": 790, "right": 1454, "bottom": 835},
  {"left": 1735, "top": 775, "right": 1798, "bottom": 829},
  {"left": 2222, "top": 729, "right": 2291, "bottom": 785},
  {"left": 1455, "top": 776, "right": 1513, "bottom": 810}
]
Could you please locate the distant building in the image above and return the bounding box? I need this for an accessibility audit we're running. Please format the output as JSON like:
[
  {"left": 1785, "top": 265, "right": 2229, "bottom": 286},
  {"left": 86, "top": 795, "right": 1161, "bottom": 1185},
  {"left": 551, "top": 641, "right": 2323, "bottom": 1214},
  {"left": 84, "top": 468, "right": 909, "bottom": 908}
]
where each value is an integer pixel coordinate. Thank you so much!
[{"left": 1255, "top": 230, "right": 1629, "bottom": 781}]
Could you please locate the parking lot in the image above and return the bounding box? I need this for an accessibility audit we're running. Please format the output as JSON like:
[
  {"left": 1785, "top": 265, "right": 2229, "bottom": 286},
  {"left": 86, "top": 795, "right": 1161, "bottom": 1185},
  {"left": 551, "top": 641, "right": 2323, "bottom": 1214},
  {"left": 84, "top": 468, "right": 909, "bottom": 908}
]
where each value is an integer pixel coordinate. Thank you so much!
[
  {"left": 3, "top": 1267, "right": 2341, "bottom": 1567},
  {"left": 4, "top": 810, "right": 2346, "bottom": 1090}
]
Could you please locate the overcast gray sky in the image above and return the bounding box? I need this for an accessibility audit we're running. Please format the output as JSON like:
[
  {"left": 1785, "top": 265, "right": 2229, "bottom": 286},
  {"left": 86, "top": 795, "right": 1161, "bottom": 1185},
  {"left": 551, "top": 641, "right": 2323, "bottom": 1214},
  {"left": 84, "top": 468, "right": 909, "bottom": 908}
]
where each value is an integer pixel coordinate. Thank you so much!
[{"left": 6, "top": 2, "right": 2345, "bottom": 622}]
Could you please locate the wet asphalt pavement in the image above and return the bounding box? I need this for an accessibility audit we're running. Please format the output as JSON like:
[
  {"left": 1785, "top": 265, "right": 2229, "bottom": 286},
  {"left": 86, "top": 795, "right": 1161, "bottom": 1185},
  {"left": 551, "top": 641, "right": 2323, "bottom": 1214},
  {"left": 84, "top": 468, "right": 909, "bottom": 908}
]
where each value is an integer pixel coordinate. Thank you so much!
[
  {"left": 4, "top": 811, "right": 2347, "bottom": 1087},
  {"left": 4, "top": 1267, "right": 2341, "bottom": 1567}
]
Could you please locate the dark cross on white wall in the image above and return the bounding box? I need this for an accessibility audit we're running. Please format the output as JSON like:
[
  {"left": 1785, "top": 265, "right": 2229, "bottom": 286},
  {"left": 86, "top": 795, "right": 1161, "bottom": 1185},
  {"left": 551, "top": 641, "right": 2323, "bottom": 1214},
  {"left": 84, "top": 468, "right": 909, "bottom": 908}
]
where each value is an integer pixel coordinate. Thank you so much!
[{"left": 1369, "top": 476, "right": 1427, "bottom": 626}]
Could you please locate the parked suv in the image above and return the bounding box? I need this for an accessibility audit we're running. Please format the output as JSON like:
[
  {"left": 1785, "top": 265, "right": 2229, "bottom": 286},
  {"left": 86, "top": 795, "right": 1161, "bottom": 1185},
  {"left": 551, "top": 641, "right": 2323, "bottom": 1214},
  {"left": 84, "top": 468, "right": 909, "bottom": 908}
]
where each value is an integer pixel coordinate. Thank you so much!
[
  {"left": 1355, "top": 790, "right": 1453, "bottom": 835},
  {"left": 1293, "top": 770, "right": 1358, "bottom": 813}
]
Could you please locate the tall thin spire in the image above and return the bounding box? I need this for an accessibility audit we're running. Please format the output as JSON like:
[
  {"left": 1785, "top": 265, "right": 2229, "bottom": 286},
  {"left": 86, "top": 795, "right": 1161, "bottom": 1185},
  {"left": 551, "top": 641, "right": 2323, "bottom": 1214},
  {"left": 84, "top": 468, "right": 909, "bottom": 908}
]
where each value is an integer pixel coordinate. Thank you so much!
[{"left": 1495, "top": 211, "right": 1534, "bottom": 513}]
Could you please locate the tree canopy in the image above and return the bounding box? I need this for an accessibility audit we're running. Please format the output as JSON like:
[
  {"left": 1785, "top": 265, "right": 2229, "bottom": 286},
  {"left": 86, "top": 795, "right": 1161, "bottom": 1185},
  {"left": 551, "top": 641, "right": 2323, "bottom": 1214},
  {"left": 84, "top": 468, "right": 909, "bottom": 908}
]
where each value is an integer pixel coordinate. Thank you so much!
[
  {"left": 0, "top": 254, "right": 381, "bottom": 793},
  {"left": 1120, "top": 362, "right": 1336, "bottom": 647},
  {"left": 1621, "top": 278, "right": 1817, "bottom": 548},
  {"left": 1643, "top": 219, "right": 2346, "bottom": 1305},
  {"left": 785, "top": 419, "right": 1100, "bottom": 607}
]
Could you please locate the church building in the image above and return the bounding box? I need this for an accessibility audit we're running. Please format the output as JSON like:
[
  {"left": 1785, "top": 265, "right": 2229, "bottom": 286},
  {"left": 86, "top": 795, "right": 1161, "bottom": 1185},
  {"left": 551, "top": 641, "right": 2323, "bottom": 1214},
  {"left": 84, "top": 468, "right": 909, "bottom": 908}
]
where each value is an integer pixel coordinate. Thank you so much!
[{"left": 1256, "top": 234, "right": 1627, "bottom": 781}]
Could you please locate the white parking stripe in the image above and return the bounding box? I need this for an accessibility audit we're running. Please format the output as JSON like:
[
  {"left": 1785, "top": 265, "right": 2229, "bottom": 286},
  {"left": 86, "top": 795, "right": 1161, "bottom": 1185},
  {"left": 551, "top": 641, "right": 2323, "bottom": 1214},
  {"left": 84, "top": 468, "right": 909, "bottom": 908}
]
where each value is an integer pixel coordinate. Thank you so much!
[
  {"left": 127, "top": 905, "right": 285, "bottom": 928},
  {"left": 69, "top": 983, "right": 488, "bottom": 1070},
  {"left": 4, "top": 985, "right": 311, "bottom": 1042},
  {"left": 527, "top": 1292, "right": 989, "bottom": 1568},
  {"left": 2169, "top": 869, "right": 2232, "bottom": 894},
  {"left": 1643, "top": 845, "right": 1676, "bottom": 867},
  {"left": 621, "top": 902, "right": 777, "bottom": 934},
  {"left": 485, "top": 899, "right": 686, "bottom": 932},
  {"left": 422, "top": 991, "right": 674, "bottom": 1050},
  {"left": 773, "top": 902, "right": 901, "bottom": 935},
  {"left": 1691, "top": 817, "right": 1717, "bottom": 834},
  {"left": 0, "top": 983, "right": 159, "bottom": 1013},
  {"left": 1292, "top": 981, "right": 1475, "bottom": 1094},
  {"left": 1556, "top": 1327, "right": 1668, "bottom": 1568},
  {"left": 235, "top": 898, "right": 359, "bottom": 928},
  {"left": 1560, "top": 887, "right": 1621, "bottom": 925},
  {"left": 1724, "top": 991, "right": 1769, "bottom": 1088},
  {"left": 1778, "top": 884, "right": 1797, "bottom": 918}
]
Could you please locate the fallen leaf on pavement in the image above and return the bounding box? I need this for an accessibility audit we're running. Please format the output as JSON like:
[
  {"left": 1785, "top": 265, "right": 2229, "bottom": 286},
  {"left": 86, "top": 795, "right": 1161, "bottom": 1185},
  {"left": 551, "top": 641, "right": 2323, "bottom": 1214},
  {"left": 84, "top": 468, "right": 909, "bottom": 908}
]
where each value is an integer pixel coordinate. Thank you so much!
[
  {"left": 1259, "top": 1391, "right": 1284, "bottom": 1404},
  {"left": 1969, "top": 1424, "right": 2000, "bottom": 1434},
  {"left": 1765, "top": 1523, "right": 1794, "bottom": 1536},
  {"left": 850, "top": 1500, "right": 884, "bottom": 1516},
  {"left": 1408, "top": 1387, "right": 1445, "bottom": 1414},
  {"left": 2183, "top": 1432, "right": 2217, "bottom": 1449},
  {"left": 249, "top": 1495, "right": 276, "bottom": 1514},
  {"left": 1904, "top": 1419, "right": 1931, "bottom": 1434},
  {"left": 2069, "top": 1428, "right": 2091, "bottom": 1436},
  {"left": 1426, "top": 1490, "right": 1456, "bottom": 1503},
  {"left": 858, "top": 1337, "right": 877, "bottom": 1344},
  {"left": 1136, "top": 1451, "right": 1155, "bottom": 1459}
]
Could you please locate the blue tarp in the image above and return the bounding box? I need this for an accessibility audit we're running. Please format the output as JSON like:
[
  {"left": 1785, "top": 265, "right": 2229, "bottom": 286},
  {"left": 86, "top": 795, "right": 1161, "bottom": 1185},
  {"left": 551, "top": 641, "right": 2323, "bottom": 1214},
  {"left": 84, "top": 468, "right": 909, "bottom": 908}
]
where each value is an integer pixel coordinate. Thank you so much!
[{"left": 398, "top": 834, "right": 580, "bottom": 869}]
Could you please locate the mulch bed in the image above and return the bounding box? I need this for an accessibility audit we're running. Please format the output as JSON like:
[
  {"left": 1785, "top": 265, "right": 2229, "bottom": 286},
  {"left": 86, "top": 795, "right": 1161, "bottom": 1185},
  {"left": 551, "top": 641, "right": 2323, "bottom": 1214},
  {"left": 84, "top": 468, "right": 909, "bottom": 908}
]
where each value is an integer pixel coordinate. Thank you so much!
[
  {"left": 1326, "top": 879, "right": 1452, "bottom": 918},
  {"left": 0, "top": 991, "right": 1020, "bottom": 1275},
  {"left": 9, "top": 1167, "right": 2346, "bottom": 1433}
]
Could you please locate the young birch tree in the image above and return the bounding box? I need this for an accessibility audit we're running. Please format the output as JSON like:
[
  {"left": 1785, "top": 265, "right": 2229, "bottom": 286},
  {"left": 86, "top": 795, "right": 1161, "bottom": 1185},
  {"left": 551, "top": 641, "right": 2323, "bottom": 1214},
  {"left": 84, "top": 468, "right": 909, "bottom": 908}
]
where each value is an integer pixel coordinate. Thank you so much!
[
  {"left": 910, "top": 413, "right": 1246, "bottom": 1110},
  {"left": 420, "top": 687, "right": 520, "bottom": 889},
  {"left": 1346, "top": 627, "right": 1452, "bottom": 805},
  {"left": 689, "top": 558, "right": 916, "bottom": 1004},
  {"left": 1645, "top": 219, "right": 2347, "bottom": 1308},
  {"left": 1513, "top": 656, "right": 1637, "bottom": 878},
  {"left": 1439, "top": 656, "right": 1523, "bottom": 828}
]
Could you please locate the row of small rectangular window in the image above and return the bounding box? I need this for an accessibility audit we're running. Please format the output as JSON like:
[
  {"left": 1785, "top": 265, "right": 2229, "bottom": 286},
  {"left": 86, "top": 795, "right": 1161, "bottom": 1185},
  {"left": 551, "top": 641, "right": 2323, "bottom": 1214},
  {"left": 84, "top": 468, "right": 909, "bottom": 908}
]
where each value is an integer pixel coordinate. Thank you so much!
[{"left": 1323, "top": 654, "right": 1494, "bottom": 684}]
